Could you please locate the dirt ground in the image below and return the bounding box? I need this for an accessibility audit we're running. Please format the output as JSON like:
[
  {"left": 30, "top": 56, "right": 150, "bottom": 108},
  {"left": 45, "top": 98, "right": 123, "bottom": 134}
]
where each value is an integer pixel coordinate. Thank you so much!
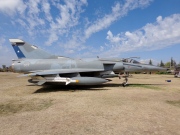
[{"left": 0, "top": 72, "right": 179, "bottom": 135}]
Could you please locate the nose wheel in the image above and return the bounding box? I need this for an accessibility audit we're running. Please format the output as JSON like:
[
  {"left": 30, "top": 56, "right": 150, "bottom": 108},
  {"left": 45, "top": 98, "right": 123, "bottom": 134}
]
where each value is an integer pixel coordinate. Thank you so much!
[{"left": 122, "top": 77, "right": 128, "bottom": 87}]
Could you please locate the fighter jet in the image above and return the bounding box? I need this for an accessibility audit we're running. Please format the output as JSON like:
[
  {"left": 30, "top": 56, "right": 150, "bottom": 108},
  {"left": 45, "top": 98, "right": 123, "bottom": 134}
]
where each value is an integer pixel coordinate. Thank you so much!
[{"left": 9, "top": 39, "right": 166, "bottom": 86}]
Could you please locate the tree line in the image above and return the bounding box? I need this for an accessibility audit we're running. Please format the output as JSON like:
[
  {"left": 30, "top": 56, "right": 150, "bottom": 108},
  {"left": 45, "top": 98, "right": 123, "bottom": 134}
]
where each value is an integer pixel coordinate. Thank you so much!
[
  {"left": 0, "top": 65, "right": 14, "bottom": 72},
  {"left": 149, "top": 58, "right": 180, "bottom": 69}
]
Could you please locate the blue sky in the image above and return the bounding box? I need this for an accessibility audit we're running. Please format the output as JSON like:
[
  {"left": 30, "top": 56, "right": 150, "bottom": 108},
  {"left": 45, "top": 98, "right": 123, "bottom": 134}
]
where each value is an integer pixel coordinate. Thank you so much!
[{"left": 0, "top": 0, "right": 180, "bottom": 66}]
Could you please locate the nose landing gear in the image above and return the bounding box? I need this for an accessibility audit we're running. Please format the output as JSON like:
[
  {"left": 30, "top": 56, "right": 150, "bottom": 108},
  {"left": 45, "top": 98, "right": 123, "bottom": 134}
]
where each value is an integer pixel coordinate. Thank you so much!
[{"left": 118, "top": 72, "right": 129, "bottom": 87}]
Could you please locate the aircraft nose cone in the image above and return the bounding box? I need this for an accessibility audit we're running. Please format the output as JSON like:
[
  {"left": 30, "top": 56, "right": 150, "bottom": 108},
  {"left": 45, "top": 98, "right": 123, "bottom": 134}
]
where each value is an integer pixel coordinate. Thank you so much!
[
  {"left": 142, "top": 65, "right": 167, "bottom": 72},
  {"left": 156, "top": 66, "right": 167, "bottom": 72}
]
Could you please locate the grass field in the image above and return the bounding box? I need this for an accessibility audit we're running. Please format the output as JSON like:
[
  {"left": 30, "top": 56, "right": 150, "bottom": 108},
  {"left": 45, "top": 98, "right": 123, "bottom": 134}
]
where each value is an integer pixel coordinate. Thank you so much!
[{"left": 0, "top": 72, "right": 179, "bottom": 135}]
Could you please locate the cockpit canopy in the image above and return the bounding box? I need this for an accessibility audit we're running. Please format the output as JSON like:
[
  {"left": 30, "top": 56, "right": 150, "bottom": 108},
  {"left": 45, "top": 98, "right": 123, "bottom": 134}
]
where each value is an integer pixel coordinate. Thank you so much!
[{"left": 122, "top": 59, "right": 140, "bottom": 64}]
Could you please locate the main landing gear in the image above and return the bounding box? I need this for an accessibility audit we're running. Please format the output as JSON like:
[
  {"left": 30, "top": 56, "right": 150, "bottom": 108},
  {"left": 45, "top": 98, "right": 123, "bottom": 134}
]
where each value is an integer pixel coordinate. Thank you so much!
[{"left": 118, "top": 72, "right": 129, "bottom": 87}]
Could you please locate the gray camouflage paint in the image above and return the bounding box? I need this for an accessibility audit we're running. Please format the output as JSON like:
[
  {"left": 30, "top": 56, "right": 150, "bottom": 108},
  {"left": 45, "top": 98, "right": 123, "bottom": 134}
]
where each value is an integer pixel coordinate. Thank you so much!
[{"left": 10, "top": 39, "right": 166, "bottom": 85}]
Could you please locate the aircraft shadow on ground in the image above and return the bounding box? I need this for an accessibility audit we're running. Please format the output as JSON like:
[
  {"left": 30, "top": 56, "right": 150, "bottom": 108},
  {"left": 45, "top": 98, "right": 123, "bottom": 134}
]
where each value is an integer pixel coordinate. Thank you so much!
[
  {"left": 33, "top": 83, "right": 164, "bottom": 93},
  {"left": 102, "top": 83, "right": 164, "bottom": 88},
  {"left": 33, "top": 85, "right": 110, "bottom": 93}
]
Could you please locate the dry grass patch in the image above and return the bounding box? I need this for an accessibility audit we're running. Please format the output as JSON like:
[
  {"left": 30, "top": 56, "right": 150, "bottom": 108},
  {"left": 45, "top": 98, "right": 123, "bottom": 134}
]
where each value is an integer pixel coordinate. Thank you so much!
[
  {"left": 0, "top": 98, "right": 53, "bottom": 116},
  {"left": 166, "top": 100, "right": 180, "bottom": 108},
  {"left": 0, "top": 73, "right": 180, "bottom": 135},
  {"left": 129, "top": 84, "right": 162, "bottom": 90}
]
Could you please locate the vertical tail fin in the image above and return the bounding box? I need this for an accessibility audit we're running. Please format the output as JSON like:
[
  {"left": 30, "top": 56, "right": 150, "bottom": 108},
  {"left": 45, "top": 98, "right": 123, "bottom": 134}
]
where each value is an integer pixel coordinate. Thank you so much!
[{"left": 9, "top": 39, "right": 57, "bottom": 59}]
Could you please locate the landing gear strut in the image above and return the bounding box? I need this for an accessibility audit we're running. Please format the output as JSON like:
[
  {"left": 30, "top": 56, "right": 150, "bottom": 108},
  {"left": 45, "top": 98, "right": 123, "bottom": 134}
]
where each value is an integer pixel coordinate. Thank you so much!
[
  {"left": 122, "top": 77, "right": 128, "bottom": 87},
  {"left": 118, "top": 72, "right": 129, "bottom": 87}
]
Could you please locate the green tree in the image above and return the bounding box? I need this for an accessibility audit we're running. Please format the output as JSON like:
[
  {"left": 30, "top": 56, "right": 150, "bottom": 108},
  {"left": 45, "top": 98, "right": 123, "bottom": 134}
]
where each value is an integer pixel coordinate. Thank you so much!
[
  {"left": 170, "top": 57, "right": 177, "bottom": 67},
  {"left": 149, "top": 59, "right": 153, "bottom": 65},
  {"left": 160, "top": 60, "right": 164, "bottom": 67},
  {"left": 165, "top": 62, "right": 170, "bottom": 68},
  {"left": 2, "top": 65, "right": 6, "bottom": 72},
  {"left": 8, "top": 66, "right": 14, "bottom": 72},
  {"left": 170, "top": 57, "right": 174, "bottom": 67}
]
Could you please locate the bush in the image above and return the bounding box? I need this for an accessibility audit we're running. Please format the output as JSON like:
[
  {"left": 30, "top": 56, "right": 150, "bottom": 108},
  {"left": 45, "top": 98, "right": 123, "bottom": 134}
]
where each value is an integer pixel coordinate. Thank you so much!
[{"left": 156, "top": 72, "right": 170, "bottom": 75}]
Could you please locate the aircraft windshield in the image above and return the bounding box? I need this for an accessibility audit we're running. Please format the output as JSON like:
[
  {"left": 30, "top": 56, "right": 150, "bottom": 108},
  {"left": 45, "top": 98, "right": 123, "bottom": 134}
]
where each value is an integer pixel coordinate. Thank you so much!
[
  {"left": 121, "top": 58, "right": 141, "bottom": 63},
  {"left": 132, "top": 59, "right": 140, "bottom": 64},
  {"left": 128, "top": 59, "right": 140, "bottom": 64}
]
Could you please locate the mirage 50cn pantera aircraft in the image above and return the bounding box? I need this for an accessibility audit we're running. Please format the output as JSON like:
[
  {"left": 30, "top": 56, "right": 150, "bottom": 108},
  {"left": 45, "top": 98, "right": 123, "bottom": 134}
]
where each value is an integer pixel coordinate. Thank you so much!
[{"left": 9, "top": 39, "right": 166, "bottom": 86}]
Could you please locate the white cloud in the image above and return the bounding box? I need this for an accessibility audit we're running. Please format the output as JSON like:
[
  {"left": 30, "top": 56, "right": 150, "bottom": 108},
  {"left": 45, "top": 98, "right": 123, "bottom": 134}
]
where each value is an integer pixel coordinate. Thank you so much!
[
  {"left": 0, "top": 0, "right": 153, "bottom": 58},
  {"left": 80, "top": 0, "right": 87, "bottom": 5},
  {"left": 45, "top": 32, "right": 58, "bottom": 46},
  {"left": 84, "top": 3, "right": 121, "bottom": 39},
  {"left": 45, "top": 0, "right": 88, "bottom": 45},
  {"left": 5, "top": 0, "right": 47, "bottom": 36},
  {"left": 84, "top": 0, "right": 153, "bottom": 39},
  {"left": 106, "top": 14, "right": 180, "bottom": 53},
  {"left": 107, "top": 30, "right": 121, "bottom": 43},
  {"left": 1, "top": 0, "right": 87, "bottom": 41},
  {"left": 0, "top": 0, "right": 26, "bottom": 15},
  {"left": 42, "top": 0, "right": 52, "bottom": 22},
  {"left": 25, "top": 0, "right": 45, "bottom": 33},
  {"left": 27, "top": 0, "right": 40, "bottom": 15},
  {"left": 60, "top": 0, "right": 153, "bottom": 53},
  {"left": 0, "top": 0, "right": 153, "bottom": 46},
  {"left": 65, "top": 49, "right": 75, "bottom": 54}
]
